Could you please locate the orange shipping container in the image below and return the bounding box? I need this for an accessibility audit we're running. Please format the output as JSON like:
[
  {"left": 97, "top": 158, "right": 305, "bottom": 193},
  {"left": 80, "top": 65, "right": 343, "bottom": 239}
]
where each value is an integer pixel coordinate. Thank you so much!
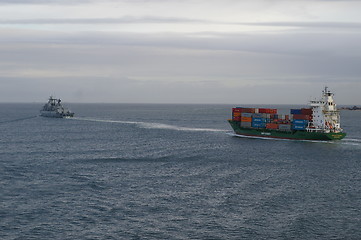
[
  {"left": 266, "top": 123, "right": 279, "bottom": 129},
  {"left": 241, "top": 117, "right": 252, "bottom": 122},
  {"left": 233, "top": 112, "right": 241, "bottom": 117}
]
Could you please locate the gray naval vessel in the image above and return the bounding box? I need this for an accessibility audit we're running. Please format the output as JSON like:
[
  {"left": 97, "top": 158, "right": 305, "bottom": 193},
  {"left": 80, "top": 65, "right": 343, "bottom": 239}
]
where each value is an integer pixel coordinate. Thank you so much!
[{"left": 40, "top": 96, "right": 74, "bottom": 118}]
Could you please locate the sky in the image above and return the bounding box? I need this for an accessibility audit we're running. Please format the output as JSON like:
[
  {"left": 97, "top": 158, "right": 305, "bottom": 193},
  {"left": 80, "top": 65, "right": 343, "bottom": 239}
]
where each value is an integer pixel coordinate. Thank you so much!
[{"left": 0, "top": 0, "right": 360, "bottom": 104}]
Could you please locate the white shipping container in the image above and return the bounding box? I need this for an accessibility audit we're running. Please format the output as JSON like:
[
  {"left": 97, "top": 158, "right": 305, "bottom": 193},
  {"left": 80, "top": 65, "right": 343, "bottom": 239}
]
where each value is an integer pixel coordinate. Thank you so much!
[
  {"left": 240, "top": 122, "right": 252, "bottom": 128},
  {"left": 241, "top": 113, "right": 253, "bottom": 118},
  {"left": 279, "top": 124, "right": 292, "bottom": 131}
]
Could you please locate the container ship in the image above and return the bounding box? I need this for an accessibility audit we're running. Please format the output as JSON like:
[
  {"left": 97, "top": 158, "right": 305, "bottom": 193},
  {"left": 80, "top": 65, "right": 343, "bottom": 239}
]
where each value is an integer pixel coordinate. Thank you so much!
[{"left": 228, "top": 87, "right": 346, "bottom": 141}]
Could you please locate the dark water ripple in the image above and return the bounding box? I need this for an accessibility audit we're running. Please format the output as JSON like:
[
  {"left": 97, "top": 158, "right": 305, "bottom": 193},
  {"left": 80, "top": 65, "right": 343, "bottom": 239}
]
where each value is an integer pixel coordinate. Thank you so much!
[{"left": 1, "top": 104, "right": 361, "bottom": 239}]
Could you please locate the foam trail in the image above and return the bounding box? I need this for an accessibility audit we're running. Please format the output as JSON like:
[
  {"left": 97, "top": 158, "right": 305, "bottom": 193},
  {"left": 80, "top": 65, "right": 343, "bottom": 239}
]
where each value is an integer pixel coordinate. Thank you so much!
[
  {"left": 139, "top": 122, "right": 227, "bottom": 132},
  {"left": 229, "top": 133, "right": 361, "bottom": 146},
  {"left": 343, "top": 138, "right": 361, "bottom": 142},
  {"left": 340, "top": 138, "right": 361, "bottom": 146},
  {"left": 228, "top": 132, "right": 300, "bottom": 142},
  {"left": 72, "top": 117, "right": 139, "bottom": 124},
  {"left": 229, "top": 132, "right": 338, "bottom": 144},
  {"left": 71, "top": 117, "right": 227, "bottom": 132}
]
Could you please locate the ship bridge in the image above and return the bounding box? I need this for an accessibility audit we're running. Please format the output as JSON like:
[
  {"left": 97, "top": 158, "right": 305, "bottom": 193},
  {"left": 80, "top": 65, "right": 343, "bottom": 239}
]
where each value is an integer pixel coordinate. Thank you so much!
[{"left": 308, "top": 87, "right": 342, "bottom": 132}]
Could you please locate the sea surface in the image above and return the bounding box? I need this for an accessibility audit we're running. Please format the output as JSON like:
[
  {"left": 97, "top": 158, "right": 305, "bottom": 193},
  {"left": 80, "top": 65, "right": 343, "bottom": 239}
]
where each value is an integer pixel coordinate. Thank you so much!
[{"left": 1, "top": 103, "right": 360, "bottom": 240}]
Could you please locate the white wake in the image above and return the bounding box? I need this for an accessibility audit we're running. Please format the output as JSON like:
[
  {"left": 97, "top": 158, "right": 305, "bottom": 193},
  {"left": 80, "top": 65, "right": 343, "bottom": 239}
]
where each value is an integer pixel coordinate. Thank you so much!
[
  {"left": 71, "top": 117, "right": 227, "bottom": 133},
  {"left": 228, "top": 132, "right": 361, "bottom": 145}
]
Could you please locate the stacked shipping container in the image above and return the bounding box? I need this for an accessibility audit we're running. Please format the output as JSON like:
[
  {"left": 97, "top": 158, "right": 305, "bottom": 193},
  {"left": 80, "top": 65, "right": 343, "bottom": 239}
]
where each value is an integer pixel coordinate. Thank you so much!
[
  {"left": 290, "top": 108, "right": 312, "bottom": 130},
  {"left": 231, "top": 107, "right": 314, "bottom": 131},
  {"left": 232, "top": 107, "right": 287, "bottom": 130}
]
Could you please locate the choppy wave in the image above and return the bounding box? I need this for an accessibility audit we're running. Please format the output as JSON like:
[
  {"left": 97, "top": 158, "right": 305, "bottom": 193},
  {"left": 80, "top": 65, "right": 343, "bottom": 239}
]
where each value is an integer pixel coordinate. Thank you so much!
[
  {"left": 2, "top": 104, "right": 361, "bottom": 240},
  {"left": 0, "top": 115, "right": 38, "bottom": 124},
  {"left": 71, "top": 117, "right": 227, "bottom": 132},
  {"left": 77, "top": 157, "right": 170, "bottom": 164}
]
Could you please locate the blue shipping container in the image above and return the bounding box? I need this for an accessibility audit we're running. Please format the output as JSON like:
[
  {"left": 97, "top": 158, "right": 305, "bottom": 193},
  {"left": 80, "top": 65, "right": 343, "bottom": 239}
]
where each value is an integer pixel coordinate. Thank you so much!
[
  {"left": 252, "top": 117, "right": 267, "bottom": 123},
  {"left": 292, "top": 125, "right": 306, "bottom": 130},
  {"left": 252, "top": 113, "right": 264, "bottom": 118},
  {"left": 293, "top": 119, "right": 309, "bottom": 125},
  {"left": 291, "top": 109, "right": 302, "bottom": 115},
  {"left": 252, "top": 122, "right": 266, "bottom": 128}
]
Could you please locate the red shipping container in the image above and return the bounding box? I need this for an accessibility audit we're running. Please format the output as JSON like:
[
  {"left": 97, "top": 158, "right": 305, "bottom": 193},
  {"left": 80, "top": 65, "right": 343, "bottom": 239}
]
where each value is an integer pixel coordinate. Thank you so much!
[
  {"left": 259, "top": 108, "right": 278, "bottom": 114},
  {"left": 293, "top": 114, "right": 310, "bottom": 120},
  {"left": 270, "top": 109, "right": 278, "bottom": 114},
  {"left": 232, "top": 108, "right": 242, "bottom": 113},
  {"left": 266, "top": 123, "right": 279, "bottom": 129},
  {"left": 233, "top": 116, "right": 241, "bottom": 121},
  {"left": 258, "top": 108, "right": 268, "bottom": 113},
  {"left": 301, "top": 108, "right": 313, "bottom": 115}
]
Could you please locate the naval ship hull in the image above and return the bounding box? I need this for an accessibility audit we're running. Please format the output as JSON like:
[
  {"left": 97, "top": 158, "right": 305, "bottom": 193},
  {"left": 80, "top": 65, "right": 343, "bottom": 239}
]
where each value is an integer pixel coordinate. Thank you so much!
[{"left": 40, "top": 111, "right": 74, "bottom": 118}]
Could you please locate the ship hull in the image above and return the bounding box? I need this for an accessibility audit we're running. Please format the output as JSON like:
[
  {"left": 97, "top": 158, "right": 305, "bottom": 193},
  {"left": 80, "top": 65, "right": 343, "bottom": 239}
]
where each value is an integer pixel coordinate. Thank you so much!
[
  {"left": 228, "top": 120, "right": 346, "bottom": 141},
  {"left": 40, "top": 111, "right": 74, "bottom": 118}
]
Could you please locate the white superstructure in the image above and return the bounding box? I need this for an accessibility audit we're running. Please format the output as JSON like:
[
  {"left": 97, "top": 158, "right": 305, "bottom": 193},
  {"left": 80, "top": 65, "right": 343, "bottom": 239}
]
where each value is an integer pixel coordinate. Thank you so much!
[{"left": 309, "top": 87, "right": 342, "bottom": 133}]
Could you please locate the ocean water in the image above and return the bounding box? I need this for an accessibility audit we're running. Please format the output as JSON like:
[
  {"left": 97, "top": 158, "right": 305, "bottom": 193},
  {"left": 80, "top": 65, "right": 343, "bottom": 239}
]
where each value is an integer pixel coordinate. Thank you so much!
[{"left": 1, "top": 103, "right": 360, "bottom": 240}]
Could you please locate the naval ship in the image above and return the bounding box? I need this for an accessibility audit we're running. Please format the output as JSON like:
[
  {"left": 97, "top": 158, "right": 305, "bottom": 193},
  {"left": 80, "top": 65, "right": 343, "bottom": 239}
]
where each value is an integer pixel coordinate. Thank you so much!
[{"left": 40, "top": 96, "right": 74, "bottom": 118}]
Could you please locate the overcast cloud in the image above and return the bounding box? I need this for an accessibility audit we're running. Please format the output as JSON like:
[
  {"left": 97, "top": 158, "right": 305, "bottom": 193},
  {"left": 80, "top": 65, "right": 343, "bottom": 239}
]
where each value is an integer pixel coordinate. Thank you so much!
[{"left": 0, "top": 0, "right": 360, "bottom": 104}]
